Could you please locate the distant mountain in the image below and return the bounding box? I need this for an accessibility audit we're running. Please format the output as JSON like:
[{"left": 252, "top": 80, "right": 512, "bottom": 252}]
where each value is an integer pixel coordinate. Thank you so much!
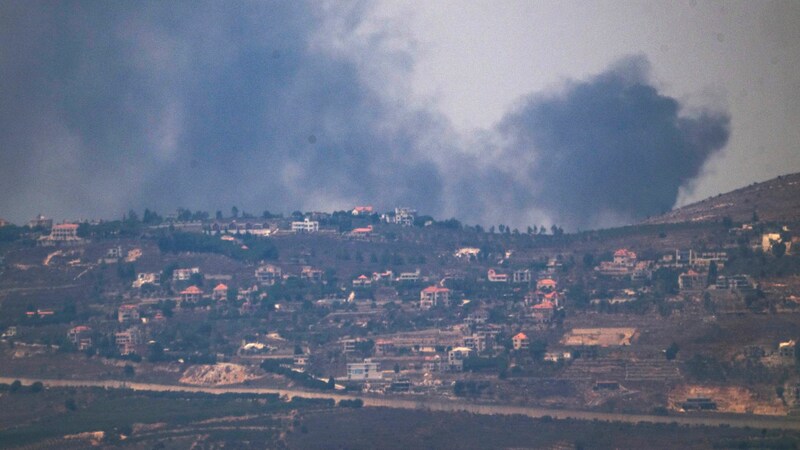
[{"left": 643, "top": 172, "right": 800, "bottom": 225}]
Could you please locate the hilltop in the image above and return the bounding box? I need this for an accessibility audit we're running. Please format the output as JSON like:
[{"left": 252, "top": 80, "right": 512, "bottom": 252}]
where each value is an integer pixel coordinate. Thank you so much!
[{"left": 644, "top": 172, "right": 800, "bottom": 225}]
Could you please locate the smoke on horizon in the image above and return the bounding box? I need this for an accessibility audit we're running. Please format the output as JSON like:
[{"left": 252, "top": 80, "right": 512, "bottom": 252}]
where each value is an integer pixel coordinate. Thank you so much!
[{"left": 0, "top": 3, "right": 730, "bottom": 231}]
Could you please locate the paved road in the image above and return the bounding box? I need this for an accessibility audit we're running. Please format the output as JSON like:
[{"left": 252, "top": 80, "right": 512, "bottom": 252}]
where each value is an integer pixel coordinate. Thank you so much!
[{"left": 2, "top": 376, "right": 799, "bottom": 431}]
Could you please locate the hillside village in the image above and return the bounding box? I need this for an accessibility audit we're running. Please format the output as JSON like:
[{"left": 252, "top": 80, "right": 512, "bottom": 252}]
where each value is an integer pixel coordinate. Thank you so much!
[{"left": 1, "top": 176, "right": 800, "bottom": 419}]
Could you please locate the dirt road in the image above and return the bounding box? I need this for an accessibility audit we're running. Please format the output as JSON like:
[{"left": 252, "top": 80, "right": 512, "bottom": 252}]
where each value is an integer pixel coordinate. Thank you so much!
[{"left": 2, "top": 376, "right": 799, "bottom": 431}]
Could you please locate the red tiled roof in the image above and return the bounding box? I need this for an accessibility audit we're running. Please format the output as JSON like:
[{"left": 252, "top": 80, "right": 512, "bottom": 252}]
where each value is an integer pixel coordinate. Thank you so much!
[
  {"left": 213, "top": 283, "right": 228, "bottom": 291},
  {"left": 533, "top": 300, "right": 554, "bottom": 309},
  {"left": 513, "top": 332, "right": 528, "bottom": 340},
  {"left": 422, "top": 286, "right": 449, "bottom": 294},
  {"left": 181, "top": 286, "right": 202, "bottom": 295}
]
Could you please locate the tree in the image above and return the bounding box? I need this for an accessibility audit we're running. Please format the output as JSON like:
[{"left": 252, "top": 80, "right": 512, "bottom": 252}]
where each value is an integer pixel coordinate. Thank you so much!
[
  {"left": 326, "top": 376, "right": 336, "bottom": 390},
  {"left": 215, "top": 210, "right": 223, "bottom": 221},
  {"left": 29, "top": 381, "right": 44, "bottom": 393},
  {"left": 231, "top": 206, "right": 239, "bottom": 219},
  {"left": 772, "top": 242, "right": 786, "bottom": 258},
  {"left": 123, "top": 364, "right": 135, "bottom": 377},
  {"left": 76, "top": 222, "right": 90, "bottom": 238},
  {"left": 665, "top": 342, "right": 680, "bottom": 360},
  {"left": 9, "top": 380, "right": 21, "bottom": 392},
  {"left": 65, "top": 398, "right": 77, "bottom": 411},
  {"left": 706, "top": 261, "right": 718, "bottom": 287}
]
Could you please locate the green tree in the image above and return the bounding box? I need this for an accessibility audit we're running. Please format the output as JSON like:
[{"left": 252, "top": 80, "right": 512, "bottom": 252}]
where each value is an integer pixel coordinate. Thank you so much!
[{"left": 665, "top": 342, "right": 680, "bottom": 360}]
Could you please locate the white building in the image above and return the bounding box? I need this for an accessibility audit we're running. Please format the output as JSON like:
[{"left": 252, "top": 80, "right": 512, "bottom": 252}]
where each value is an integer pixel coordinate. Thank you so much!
[
  {"left": 447, "top": 347, "right": 473, "bottom": 371},
  {"left": 291, "top": 218, "right": 319, "bottom": 233},
  {"left": 347, "top": 358, "right": 382, "bottom": 381},
  {"left": 393, "top": 207, "right": 416, "bottom": 227},
  {"left": 50, "top": 223, "right": 80, "bottom": 241}
]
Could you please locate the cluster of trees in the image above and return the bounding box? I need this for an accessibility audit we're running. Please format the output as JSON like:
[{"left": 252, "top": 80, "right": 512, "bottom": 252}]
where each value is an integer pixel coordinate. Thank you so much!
[{"left": 157, "top": 232, "right": 278, "bottom": 262}]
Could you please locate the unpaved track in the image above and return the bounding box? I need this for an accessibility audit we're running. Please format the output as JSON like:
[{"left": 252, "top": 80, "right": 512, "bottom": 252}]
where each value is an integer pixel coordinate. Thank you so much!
[{"left": 2, "top": 376, "right": 800, "bottom": 431}]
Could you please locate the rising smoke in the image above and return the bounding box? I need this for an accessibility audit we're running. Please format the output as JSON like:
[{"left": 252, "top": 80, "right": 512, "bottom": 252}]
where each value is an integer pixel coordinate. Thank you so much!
[{"left": 0, "top": 3, "right": 730, "bottom": 231}]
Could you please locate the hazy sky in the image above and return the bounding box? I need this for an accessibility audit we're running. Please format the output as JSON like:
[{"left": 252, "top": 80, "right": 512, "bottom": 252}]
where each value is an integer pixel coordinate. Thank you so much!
[{"left": 1, "top": 1, "right": 798, "bottom": 230}]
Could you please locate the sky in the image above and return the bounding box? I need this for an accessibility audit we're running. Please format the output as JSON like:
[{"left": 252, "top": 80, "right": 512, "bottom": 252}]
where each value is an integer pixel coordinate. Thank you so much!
[{"left": 1, "top": 1, "right": 798, "bottom": 230}]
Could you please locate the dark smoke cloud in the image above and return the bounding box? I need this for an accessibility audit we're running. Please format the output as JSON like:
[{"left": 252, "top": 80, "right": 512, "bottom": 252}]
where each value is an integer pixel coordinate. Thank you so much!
[
  {"left": 489, "top": 56, "right": 730, "bottom": 230},
  {"left": 0, "top": 2, "right": 444, "bottom": 222},
  {"left": 0, "top": 4, "right": 729, "bottom": 231}
]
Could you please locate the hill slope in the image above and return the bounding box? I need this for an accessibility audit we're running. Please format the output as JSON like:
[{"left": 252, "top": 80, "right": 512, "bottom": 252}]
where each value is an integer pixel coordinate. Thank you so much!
[{"left": 643, "top": 172, "right": 800, "bottom": 225}]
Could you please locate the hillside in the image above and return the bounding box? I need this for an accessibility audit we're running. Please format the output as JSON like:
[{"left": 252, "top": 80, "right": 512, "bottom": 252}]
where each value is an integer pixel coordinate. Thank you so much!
[{"left": 644, "top": 172, "right": 800, "bottom": 225}]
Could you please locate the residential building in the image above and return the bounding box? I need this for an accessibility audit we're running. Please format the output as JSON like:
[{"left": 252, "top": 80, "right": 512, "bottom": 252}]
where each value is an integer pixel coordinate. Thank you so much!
[
  {"left": 420, "top": 286, "right": 450, "bottom": 309},
  {"left": 49, "top": 223, "right": 80, "bottom": 241},
  {"left": 487, "top": 269, "right": 508, "bottom": 283},
  {"left": 347, "top": 358, "right": 382, "bottom": 381},
  {"left": 532, "top": 300, "right": 555, "bottom": 323},
  {"left": 180, "top": 285, "right": 203, "bottom": 303},
  {"left": 132, "top": 272, "right": 160, "bottom": 289},
  {"left": 115, "top": 327, "right": 142, "bottom": 355},
  {"left": 173, "top": 267, "right": 200, "bottom": 282},
  {"left": 779, "top": 340, "right": 796, "bottom": 358},
  {"left": 715, "top": 274, "right": 754, "bottom": 291},
  {"left": 595, "top": 249, "right": 637, "bottom": 277},
  {"left": 352, "top": 275, "right": 372, "bottom": 288},
  {"left": 291, "top": 218, "right": 319, "bottom": 233},
  {"left": 351, "top": 206, "right": 373, "bottom": 216},
  {"left": 67, "top": 325, "right": 93, "bottom": 350},
  {"left": 397, "top": 269, "right": 420, "bottom": 282},
  {"left": 678, "top": 270, "right": 705, "bottom": 292},
  {"left": 255, "top": 264, "right": 282, "bottom": 286},
  {"left": 512, "top": 332, "right": 530, "bottom": 351},
  {"left": 392, "top": 207, "right": 416, "bottom": 226},
  {"left": 463, "top": 333, "right": 490, "bottom": 353},
  {"left": 117, "top": 304, "right": 140, "bottom": 323},
  {"left": 512, "top": 269, "right": 532, "bottom": 284},
  {"left": 212, "top": 283, "right": 228, "bottom": 301},
  {"left": 300, "top": 266, "right": 324, "bottom": 282},
  {"left": 447, "top": 347, "right": 473, "bottom": 371}
]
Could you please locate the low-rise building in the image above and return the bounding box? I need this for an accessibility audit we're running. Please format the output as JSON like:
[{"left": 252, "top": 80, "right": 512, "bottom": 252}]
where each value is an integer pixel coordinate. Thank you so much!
[
  {"left": 67, "top": 325, "right": 93, "bottom": 350},
  {"left": 487, "top": 269, "right": 508, "bottom": 283},
  {"left": 115, "top": 327, "right": 142, "bottom": 355},
  {"left": 512, "top": 269, "right": 531, "bottom": 284},
  {"left": 180, "top": 285, "right": 203, "bottom": 303},
  {"left": 447, "top": 347, "right": 473, "bottom": 371},
  {"left": 291, "top": 218, "right": 319, "bottom": 233},
  {"left": 353, "top": 275, "right": 372, "bottom": 288},
  {"left": 347, "top": 358, "right": 382, "bottom": 381},
  {"left": 173, "top": 267, "right": 200, "bottom": 282},
  {"left": 212, "top": 283, "right": 228, "bottom": 301},
  {"left": 779, "top": 340, "right": 796, "bottom": 358},
  {"left": 50, "top": 223, "right": 80, "bottom": 241},
  {"left": 300, "top": 266, "right": 324, "bottom": 282},
  {"left": 678, "top": 269, "right": 705, "bottom": 292},
  {"left": 512, "top": 332, "right": 530, "bottom": 350},
  {"left": 255, "top": 264, "right": 282, "bottom": 286},
  {"left": 420, "top": 286, "right": 450, "bottom": 309},
  {"left": 117, "top": 304, "right": 140, "bottom": 323}
]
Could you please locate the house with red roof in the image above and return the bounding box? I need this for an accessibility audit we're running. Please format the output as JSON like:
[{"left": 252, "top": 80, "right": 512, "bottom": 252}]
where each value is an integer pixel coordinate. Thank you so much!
[
  {"left": 212, "top": 283, "right": 228, "bottom": 301},
  {"left": 420, "top": 286, "right": 450, "bottom": 309},
  {"left": 353, "top": 275, "right": 372, "bottom": 288},
  {"left": 180, "top": 285, "right": 203, "bottom": 303},
  {"left": 512, "top": 332, "right": 530, "bottom": 350},
  {"left": 532, "top": 300, "right": 555, "bottom": 323}
]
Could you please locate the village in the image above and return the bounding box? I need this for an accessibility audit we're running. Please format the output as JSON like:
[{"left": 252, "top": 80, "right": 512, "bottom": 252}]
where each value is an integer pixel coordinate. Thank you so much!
[{"left": 1, "top": 194, "right": 800, "bottom": 419}]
